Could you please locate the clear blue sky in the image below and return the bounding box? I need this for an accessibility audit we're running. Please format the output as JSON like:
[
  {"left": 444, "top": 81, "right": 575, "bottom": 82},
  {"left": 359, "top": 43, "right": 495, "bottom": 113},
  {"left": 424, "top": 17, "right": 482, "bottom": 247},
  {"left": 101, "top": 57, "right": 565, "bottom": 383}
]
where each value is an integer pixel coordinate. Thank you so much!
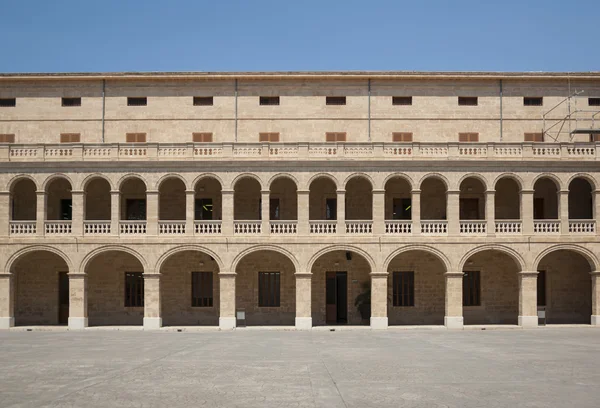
[{"left": 1, "top": 0, "right": 599, "bottom": 73}]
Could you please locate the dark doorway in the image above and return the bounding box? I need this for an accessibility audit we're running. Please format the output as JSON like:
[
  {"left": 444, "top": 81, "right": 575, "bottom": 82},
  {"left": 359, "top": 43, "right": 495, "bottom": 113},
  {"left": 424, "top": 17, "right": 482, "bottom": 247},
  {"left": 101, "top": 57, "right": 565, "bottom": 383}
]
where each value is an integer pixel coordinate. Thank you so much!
[
  {"left": 534, "top": 198, "right": 545, "bottom": 219},
  {"left": 195, "top": 198, "right": 213, "bottom": 220},
  {"left": 126, "top": 199, "right": 147, "bottom": 220},
  {"left": 60, "top": 199, "right": 72, "bottom": 220},
  {"left": 393, "top": 198, "right": 412, "bottom": 220},
  {"left": 326, "top": 271, "right": 348, "bottom": 324},
  {"left": 58, "top": 272, "right": 69, "bottom": 324},
  {"left": 326, "top": 198, "right": 337, "bottom": 220}
]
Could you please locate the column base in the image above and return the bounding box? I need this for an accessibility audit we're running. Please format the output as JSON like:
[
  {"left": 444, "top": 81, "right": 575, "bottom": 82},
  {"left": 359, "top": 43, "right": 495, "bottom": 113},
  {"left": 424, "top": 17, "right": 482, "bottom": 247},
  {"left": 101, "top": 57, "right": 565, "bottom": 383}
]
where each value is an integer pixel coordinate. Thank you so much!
[
  {"left": 219, "top": 317, "right": 236, "bottom": 330},
  {"left": 295, "top": 317, "right": 312, "bottom": 330},
  {"left": 0, "top": 317, "right": 14, "bottom": 329},
  {"left": 592, "top": 315, "right": 600, "bottom": 326},
  {"left": 143, "top": 317, "right": 162, "bottom": 330},
  {"left": 518, "top": 315, "right": 538, "bottom": 328},
  {"left": 444, "top": 316, "right": 464, "bottom": 329},
  {"left": 370, "top": 317, "right": 388, "bottom": 330},
  {"left": 68, "top": 317, "right": 88, "bottom": 330}
]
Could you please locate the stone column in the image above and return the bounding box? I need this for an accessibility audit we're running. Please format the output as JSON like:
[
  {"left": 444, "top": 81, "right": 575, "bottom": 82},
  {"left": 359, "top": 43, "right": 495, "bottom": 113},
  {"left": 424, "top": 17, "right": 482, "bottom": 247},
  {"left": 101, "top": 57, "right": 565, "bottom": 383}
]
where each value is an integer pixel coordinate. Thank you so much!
[
  {"left": 146, "top": 190, "right": 159, "bottom": 236},
  {"left": 336, "top": 189, "right": 346, "bottom": 235},
  {"left": 595, "top": 190, "right": 600, "bottom": 236},
  {"left": 447, "top": 190, "right": 460, "bottom": 236},
  {"left": 295, "top": 273, "right": 312, "bottom": 330},
  {"left": 71, "top": 190, "right": 84, "bottom": 236},
  {"left": 143, "top": 273, "right": 162, "bottom": 329},
  {"left": 411, "top": 189, "right": 421, "bottom": 236},
  {"left": 518, "top": 271, "right": 538, "bottom": 327},
  {"left": 221, "top": 190, "right": 234, "bottom": 236},
  {"left": 261, "top": 190, "right": 270, "bottom": 235},
  {"left": 297, "top": 190, "right": 309, "bottom": 235},
  {"left": 372, "top": 189, "right": 385, "bottom": 235},
  {"left": 370, "top": 272, "right": 388, "bottom": 329},
  {"left": 592, "top": 271, "right": 600, "bottom": 326},
  {"left": 110, "top": 190, "right": 120, "bottom": 236},
  {"left": 0, "top": 272, "right": 14, "bottom": 329},
  {"left": 0, "top": 191, "right": 9, "bottom": 236},
  {"left": 444, "top": 272, "right": 464, "bottom": 328},
  {"left": 68, "top": 273, "right": 88, "bottom": 329},
  {"left": 36, "top": 190, "right": 46, "bottom": 236},
  {"left": 559, "top": 189, "right": 569, "bottom": 234},
  {"left": 219, "top": 272, "right": 236, "bottom": 329},
  {"left": 185, "top": 190, "right": 195, "bottom": 236},
  {"left": 521, "top": 189, "right": 534, "bottom": 235},
  {"left": 485, "top": 190, "right": 495, "bottom": 236}
]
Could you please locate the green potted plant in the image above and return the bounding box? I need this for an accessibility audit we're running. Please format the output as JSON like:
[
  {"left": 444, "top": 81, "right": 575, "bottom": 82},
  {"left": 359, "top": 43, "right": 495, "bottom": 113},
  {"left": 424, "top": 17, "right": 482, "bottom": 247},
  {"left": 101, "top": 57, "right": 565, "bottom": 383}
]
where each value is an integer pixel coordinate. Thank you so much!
[{"left": 354, "top": 281, "right": 371, "bottom": 321}]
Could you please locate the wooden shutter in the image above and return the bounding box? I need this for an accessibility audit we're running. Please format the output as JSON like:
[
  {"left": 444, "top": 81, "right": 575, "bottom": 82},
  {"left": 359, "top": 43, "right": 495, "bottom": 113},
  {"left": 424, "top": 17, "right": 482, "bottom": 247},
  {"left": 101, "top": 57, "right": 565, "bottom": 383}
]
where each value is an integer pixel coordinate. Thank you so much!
[
  {"left": 392, "top": 132, "right": 413, "bottom": 142},
  {"left": 524, "top": 133, "right": 543, "bottom": 142},
  {"left": 459, "top": 133, "right": 479, "bottom": 142},
  {"left": 259, "top": 132, "right": 279, "bottom": 142},
  {"left": 0, "top": 134, "right": 15, "bottom": 143},
  {"left": 60, "top": 133, "right": 81, "bottom": 143},
  {"left": 126, "top": 133, "right": 146, "bottom": 143},
  {"left": 326, "top": 132, "right": 346, "bottom": 142},
  {"left": 193, "top": 132, "right": 213, "bottom": 142}
]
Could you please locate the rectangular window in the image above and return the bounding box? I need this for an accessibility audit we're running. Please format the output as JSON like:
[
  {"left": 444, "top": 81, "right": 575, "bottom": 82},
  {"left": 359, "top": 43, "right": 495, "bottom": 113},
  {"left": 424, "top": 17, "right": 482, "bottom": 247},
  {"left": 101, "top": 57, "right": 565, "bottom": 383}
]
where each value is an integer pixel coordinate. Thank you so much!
[
  {"left": 126, "top": 199, "right": 146, "bottom": 220},
  {"left": 325, "top": 132, "right": 347, "bottom": 142},
  {"left": 463, "top": 271, "right": 481, "bottom": 306},
  {"left": 524, "top": 132, "right": 544, "bottom": 142},
  {"left": 193, "top": 96, "right": 213, "bottom": 106},
  {"left": 393, "top": 198, "right": 411, "bottom": 220},
  {"left": 326, "top": 198, "right": 337, "bottom": 220},
  {"left": 259, "top": 96, "right": 280, "bottom": 106},
  {"left": 192, "top": 132, "right": 213, "bottom": 143},
  {"left": 458, "top": 132, "right": 479, "bottom": 142},
  {"left": 258, "top": 272, "right": 280, "bottom": 307},
  {"left": 259, "top": 132, "right": 280, "bottom": 142},
  {"left": 61, "top": 97, "right": 81, "bottom": 107},
  {"left": 392, "top": 132, "right": 413, "bottom": 142},
  {"left": 0, "top": 98, "right": 16, "bottom": 107},
  {"left": 195, "top": 198, "right": 213, "bottom": 220},
  {"left": 124, "top": 272, "right": 144, "bottom": 307},
  {"left": 458, "top": 96, "right": 478, "bottom": 106},
  {"left": 524, "top": 97, "right": 543, "bottom": 106},
  {"left": 61, "top": 199, "right": 72, "bottom": 220},
  {"left": 393, "top": 271, "right": 414, "bottom": 307},
  {"left": 537, "top": 270, "right": 546, "bottom": 307},
  {"left": 192, "top": 271, "right": 213, "bottom": 307},
  {"left": 126, "top": 133, "right": 147, "bottom": 143},
  {"left": 392, "top": 96, "right": 412, "bottom": 106},
  {"left": 60, "top": 133, "right": 81, "bottom": 143},
  {"left": 127, "top": 97, "right": 147, "bottom": 106},
  {"left": 589, "top": 98, "right": 600, "bottom": 106},
  {"left": 0, "top": 134, "right": 15, "bottom": 143},
  {"left": 326, "top": 96, "right": 346, "bottom": 105},
  {"left": 270, "top": 198, "right": 280, "bottom": 220}
]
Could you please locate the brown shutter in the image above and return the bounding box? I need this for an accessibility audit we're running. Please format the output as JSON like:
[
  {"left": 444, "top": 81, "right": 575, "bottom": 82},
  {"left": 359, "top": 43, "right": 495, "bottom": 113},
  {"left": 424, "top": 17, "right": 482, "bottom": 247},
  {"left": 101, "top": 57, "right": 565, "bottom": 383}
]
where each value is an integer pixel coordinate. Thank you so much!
[
  {"left": 0, "top": 134, "right": 15, "bottom": 143},
  {"left": 336, "top": 132, "right": 346, "bottom": 142},
  {"left": 459, "top": 133, "right": 479, "bottom": 142},
  {"left": 524, "top": 133, "right": 543, "bottom": 142},
  {"left": 60, "top": 133, "right": 81, "bottom": 143},
  {"left": 326, "top": 132, "right": 336, "bottom": 142},
  {"left": 193, "top": 132, "right": 213, "bottom": 142},
  {"left": 126, "top": 133, "right": 146, "bottom": 143},
  {"left": 259, "top": 133, "right": 270, "bottom": 142},
  {"left": 259, "top": 133, "right": 280, "bottom": 142},
  {"left": 392, "top": 132, "right": 413, "bottom": 142}
]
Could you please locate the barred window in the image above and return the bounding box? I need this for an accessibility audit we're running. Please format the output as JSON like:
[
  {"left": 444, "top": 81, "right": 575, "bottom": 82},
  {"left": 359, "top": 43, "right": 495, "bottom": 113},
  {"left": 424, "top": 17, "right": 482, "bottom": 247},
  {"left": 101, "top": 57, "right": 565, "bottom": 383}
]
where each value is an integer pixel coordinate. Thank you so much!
[
  {"left": 127, "top": 97, "right": 147, "bottom": 106},
  {"left": 259, "top": 96, "right": 280, "bottom": 106},
  {"left": 193, "top": 96, "right": 213, "bottom": 106},
  {"left": 258, "top": 272, "right": 280, "bottom": 307},
  {"left": 463, "top": 271, "right": 481, "bottom": 306},
  {"left": 192, "top": 272, "right": 213, "bottom": 307},
  {"left": 393, "top": 271, "right": 414, "bottom": 307},
  {"left": 0, "top": 98, "right": 16, "bottom": 107},
  {"left": 124, "top": 272, "right": 144, "bottom": 307},
  {"left": 524, "top": 97, "right": 543, "bottom": 106},
  {"left": 326, "top": 96, "right": 346, "bottom": 105},
  {"left": 589, "top": 98, "right": 600, "bottom": 106},
  {"left": 392, "top": 96, "right": 412, "bottom": 106},
  {"left": 61, "top": 97, "right": 81, "bottom": 107},
  {"left": 458, "top": 96, "right": 478, "bottom": 106}
]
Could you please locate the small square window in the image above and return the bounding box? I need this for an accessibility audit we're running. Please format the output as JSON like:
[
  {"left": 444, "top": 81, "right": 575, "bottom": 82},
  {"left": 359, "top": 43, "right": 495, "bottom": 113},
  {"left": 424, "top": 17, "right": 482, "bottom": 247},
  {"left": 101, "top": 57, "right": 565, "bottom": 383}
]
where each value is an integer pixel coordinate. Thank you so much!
[
  {"left": 259, "top": 132, "right": 280, "bottom": 142},
  {"left": 524, "top": 132, "right": 544, "bottom": 142},
  {"left": 259, "top": 96, "right": 280, "bottom": 106},
  {"left": 392, "top": 132, "right": 413, "bottom": 142},
  {"left": 458, "top": 97, "right": 478, "bottom": 106},
  {"left": 61, "top": 97, "right": 81, "bottom": 107},
  {"left": 193, "top": 132, "right": 213, "bottom": 142},
  {"left": 589, "top": 98, "right": 600, "bottom": 106},
  {"left": 193, "top": 96, "right": 213, "bottom": 106},
  {"left": 326, "top": 96, "right": 346, "bottom": 105},
  {"left": 0, "top": 98, "right": 16, "bottom": 107},
  {"left": 126, "top": 133, "right": 147, "bottom": 143},
  {"left": 0, "top": 134, "right": 15, "bottom": 143},
  {"left": 524, "top": 97, "right": 543, "bottom": 106},
  {"left": 458, "top": 133, "right": 479, "bottom": 142},
  {"left": 392, "top": 96, "right": 412, "bottom": 106},
  {"left": 325, "top": 132, "right": 346, "bottom": 142},
  {"left": 60, "top": 133, "right": 81, "bottom": 143},
  {"left": 127, "top": 97, "right": 147, "bottom": 106}
]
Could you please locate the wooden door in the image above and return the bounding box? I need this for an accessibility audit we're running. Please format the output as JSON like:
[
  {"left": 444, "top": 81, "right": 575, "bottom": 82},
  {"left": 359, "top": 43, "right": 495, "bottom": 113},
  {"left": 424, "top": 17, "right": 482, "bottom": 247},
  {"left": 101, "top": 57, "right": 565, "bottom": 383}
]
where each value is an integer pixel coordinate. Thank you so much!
[{"left": 58, "top": 272, "right": 69, "bottom": 324}]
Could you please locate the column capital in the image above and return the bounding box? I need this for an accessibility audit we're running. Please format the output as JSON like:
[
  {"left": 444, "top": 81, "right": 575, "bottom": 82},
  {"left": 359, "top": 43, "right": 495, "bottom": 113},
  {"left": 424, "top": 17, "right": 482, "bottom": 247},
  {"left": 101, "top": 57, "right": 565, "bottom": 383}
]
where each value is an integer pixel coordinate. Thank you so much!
[
  {"left": 185, "top": 190, "right": 195, "bottom": 194},
  {"left": 67, "top": 272, "right": 87, "bottom": 278},
  {"left": 35, "top": 190, "right": 46, "bottom": 195},
  {"left": 520, "top": 189, "right": 535, "bottom": 194},
  {"left": 336, "top": 189, "right": 346, "bottom": 194},
  {"left": 485, "top": 190, "right": 496, "bottom": 195},
  {"left": 110, "top": 190, "right": 121, "bottom": 195},
  {"left": 71, "top": 190, "right": 85, "bottom": 195},
  {"left": 146, "top": 190, "right": 159, "bottom": 195},
  {"left": 444, "top": 272, "right": 464, "bottom": 277},
  {"left": 143, "top": 273, "right": 160, "bottom": 279},
  {"left": 446, "top": 190, "right": 460, "bottom": 195},
  {"left": 0, "top": 272, "right": 12, "bottom": 278},
  {"left": 559, "top": 189, "right": 569, "bottom": 195},
  {"left": 590, "top": 271, "right": 600, "bottom": 277},
  {"left": 295, "top": 272, "right": 312, "bottom": 278},
  {"left": 370, "top": 272, "right": 389, "bottom": 277},
  {"left": 260, "top": 190, "right": 270, "bottom": 195},
  {"left": 222, "top": 189, "right": 234, "bottom": 195},
  {"left": 518, "top": 271, "right": 539, "bottom": 277},
  {"left": 593, "top": 189, "right": 600, "bottom": 195},
  {"left": 297, "top": 189, "right": 310, "bottom": 195},
  {"left": 0, "top": 191, "right": 11, "bottom": 196},
  {"left": 372, "top": 189, "right": 385, "bottom": 194},
  {"left": 218, "top": 272, "right": 236, "bottom": 277},
  {"left": 411, "top": 189, "right": 422, "bottom": 194}
]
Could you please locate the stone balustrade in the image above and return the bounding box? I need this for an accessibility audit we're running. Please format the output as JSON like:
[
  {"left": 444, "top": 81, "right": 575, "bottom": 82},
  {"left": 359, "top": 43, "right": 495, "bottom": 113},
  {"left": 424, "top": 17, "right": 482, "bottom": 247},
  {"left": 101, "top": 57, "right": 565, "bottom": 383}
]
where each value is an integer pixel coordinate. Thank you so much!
[
  {"left": 309, "top": 221, "right": 337, "bottom": 234},
  {"left": 460, "top": 220, "right": 487, "bottom": 235},
  {"left": 194, "top": 221, "right": 222, "bottom": 234},
  {"left": 384, "top": 220, "right": 412, "bottom": 234},
  {"left": 495, "top": 220, "right": 522, "bottom": 234},
  {"left": 45, "top": 221, "right": 72, "bottom": 235},
  {"left": 270, "top": 221, "right": 298, "bottom": 234},
  {"left": 84, "top": 221, "right": 111, "bottom": 235},
  {"left": 9, "top": 221, "right": 36, "bottom": 235},
  {"left": 421, "top": 221, "right": 448, "bottom": 235},
  {"left": 120, "top": 221, "right": 147, "bottom": 235},
  {"left": 234, "top": 221, "right": 262, "bottom": 234},
  {"left": 534, "top": 220, "right": 561, "bottom": 234},
  {"left": 569, "top": 220, "right": 596, "bottom": 234},
  {"left": 158, "top": 221, "right": 186, "bottom": 235}
]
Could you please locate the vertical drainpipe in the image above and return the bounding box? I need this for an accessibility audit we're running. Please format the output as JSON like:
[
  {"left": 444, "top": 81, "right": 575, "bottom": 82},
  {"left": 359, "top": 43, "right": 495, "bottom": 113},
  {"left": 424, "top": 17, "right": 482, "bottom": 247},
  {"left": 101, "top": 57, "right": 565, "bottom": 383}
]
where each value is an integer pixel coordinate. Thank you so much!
[
  {"left": 368, "top": 79, "right": 371, "bottom": 141},
  {"left": 499, "top": 79, "right": 503, "bottom": 141},
  {"left": 102, "top": 79, "right": 106, "bottom": 143},
  {"left": 234, "top": 79, "right": 238, "bottom": 142}
]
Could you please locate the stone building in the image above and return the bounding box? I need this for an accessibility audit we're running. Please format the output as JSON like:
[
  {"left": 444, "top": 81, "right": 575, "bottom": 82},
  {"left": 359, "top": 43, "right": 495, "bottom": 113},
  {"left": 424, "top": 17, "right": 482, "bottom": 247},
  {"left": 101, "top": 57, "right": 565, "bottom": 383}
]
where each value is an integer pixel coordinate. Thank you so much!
[{"left": 0, "top": 71, "right": 599, "bottom": 330}]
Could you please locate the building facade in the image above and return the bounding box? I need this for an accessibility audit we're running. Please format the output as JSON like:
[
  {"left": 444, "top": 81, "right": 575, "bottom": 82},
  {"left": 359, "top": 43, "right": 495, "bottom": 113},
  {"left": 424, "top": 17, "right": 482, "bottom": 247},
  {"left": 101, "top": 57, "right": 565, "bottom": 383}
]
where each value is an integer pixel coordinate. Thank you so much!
[{"left": 0, "top": 71, "right": 599, "bottom": 330}]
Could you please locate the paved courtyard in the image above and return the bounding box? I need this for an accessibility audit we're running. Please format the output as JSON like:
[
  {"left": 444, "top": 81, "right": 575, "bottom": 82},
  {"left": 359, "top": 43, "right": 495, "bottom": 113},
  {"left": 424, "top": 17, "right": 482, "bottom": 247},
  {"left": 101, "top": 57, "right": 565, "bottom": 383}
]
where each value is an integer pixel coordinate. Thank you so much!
[{"left": 1, "top": 328, "right": 599, "bottom": 407}]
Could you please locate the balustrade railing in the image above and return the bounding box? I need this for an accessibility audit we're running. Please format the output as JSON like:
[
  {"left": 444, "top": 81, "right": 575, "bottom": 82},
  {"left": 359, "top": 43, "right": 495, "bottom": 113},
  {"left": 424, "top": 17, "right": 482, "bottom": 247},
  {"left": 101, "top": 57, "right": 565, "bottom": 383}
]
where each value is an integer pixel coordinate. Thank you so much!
[
  {"left": 120, "top": 221, "right": 147, "bottom": 235},
  {"left": 84, "top": 221, "right": 111, "bottom": 235},
  {"left": 158, "top": 221, "right": 186, "bottom": 235},
  {"left": 568, "top": 220, "right": 596, "bottom": 234},
  {"left": 234, "top": 220, "right": 262, "bottom": 234},
  {"left": 346, "top": 220, "right": 373, "bottom": 234},
  {"left": 420, "top": 221, "right": 448, "bottom": 235},
  {"left": 10, "top": 221, "right": 36, "bottom": 235},
  {"left": 495, "top": 220, "right": 522, "bottom": 234},
  {"left": 195, "top": 220, "right": 222, "bottom": 234},
  {"left": 45, "top": 221, "right": 72, "bottom": 234},
  {"left": 460, "top": 220, "right": 487, "bottom": 234},
  {"left": 310, "top": 220, "right": 337, "bottom": 234},
  {"left": 533, "top": 220, "right": 560, "bottom": 234},
  {"left": 270, "top": 221, "right": 297, "bottom": 234},
  {"left": 385, "top": 220, "right": 412, "bottom": 234}
]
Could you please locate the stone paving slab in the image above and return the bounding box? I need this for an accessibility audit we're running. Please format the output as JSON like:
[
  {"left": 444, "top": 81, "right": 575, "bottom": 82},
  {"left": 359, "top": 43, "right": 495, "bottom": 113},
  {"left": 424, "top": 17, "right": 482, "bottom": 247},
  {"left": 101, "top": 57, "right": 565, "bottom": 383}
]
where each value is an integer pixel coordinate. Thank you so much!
[{"left": 0, "top": 329, "right": 599, "bottom": 407}]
